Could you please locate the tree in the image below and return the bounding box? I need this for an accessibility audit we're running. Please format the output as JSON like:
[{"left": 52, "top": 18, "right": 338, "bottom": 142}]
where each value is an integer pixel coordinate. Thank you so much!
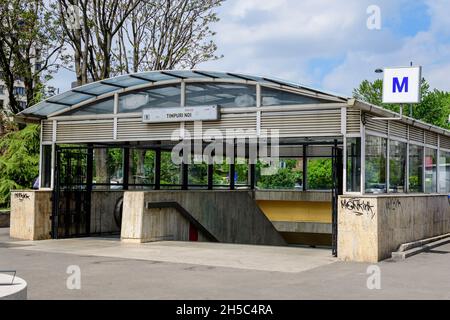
[
  {"left": 257, "top": 159, "right": 302, "bottom": 189},
  {"left": 414, "top": 89, "right": 450, "bottom": 129},
  {"left": 0, "top": 0, "right": 63, "bottom": 114},
  {"left": 353, "top": 78, "right": 450, "bottom": 129},
  {"left": 112, "top": 0, "right": 224, "bottom": 74},
  {"left": 58, "top": 0, "right": 142, "bottom": 85},
  {"left": 0, "top": 124, "right": 40, "bottom": 207},
  {"left": 110, "top": 0, "right": 224, "bottom": 180},
  {"left": 56, "top": 1, "right": 224, "bottom": 187},
  {"left": 306, "top": 158, "right": 333, "bottom": 190}
]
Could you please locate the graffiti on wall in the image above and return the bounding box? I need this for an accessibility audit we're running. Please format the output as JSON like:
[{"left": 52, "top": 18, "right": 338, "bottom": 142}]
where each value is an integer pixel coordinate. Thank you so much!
[
  {"left": 14, "top": 192, "right": 31, "bottom": 202},
  {"left": 341, "top": 198, "right": 375, "bottom": 219},
  {"left": 385, "top": 198, "right": 402, "bottom": 211}
]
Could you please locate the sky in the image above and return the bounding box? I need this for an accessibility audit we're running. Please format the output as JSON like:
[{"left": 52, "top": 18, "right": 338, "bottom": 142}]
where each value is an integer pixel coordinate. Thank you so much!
[{"left": 49, "top": 0, "right": 450, "bottom": 96}]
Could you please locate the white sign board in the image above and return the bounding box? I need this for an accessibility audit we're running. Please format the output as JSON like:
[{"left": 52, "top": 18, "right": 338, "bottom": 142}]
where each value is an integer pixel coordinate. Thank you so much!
[
  {"left": 382, "top": 66, "right": 421, "bottom": 104},
  {"left": 142, "top": 105, "right": 219, "bottom": 123}
]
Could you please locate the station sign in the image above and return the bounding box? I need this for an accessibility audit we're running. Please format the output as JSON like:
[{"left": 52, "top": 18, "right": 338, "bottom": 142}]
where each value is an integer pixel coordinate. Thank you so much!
[
  {"left": 382, "top": 66, "right": 422, "bottom": 104},
  {"left": 142, "top": 105, "right": 220, "bottom": 123}
]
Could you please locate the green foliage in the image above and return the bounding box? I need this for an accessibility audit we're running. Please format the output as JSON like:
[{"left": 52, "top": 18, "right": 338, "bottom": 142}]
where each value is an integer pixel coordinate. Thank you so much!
[
  {"left": 0, "top": 0, "right": 62, "bottom": 113},
  {"left": 160, "top": 152, "right": 180, "bottom": 185},
  {"left": 0, "top": 124, "right": 40, "bottom": 207},
  {"left": 353, "top": 78, "right": 450, "bottom": 129},
  {"left": 257, "top": 167, "right": 301, "bottom": 189},
  {"left": 306, "top": 158, "right": 333, "bottom": 189},
  {"left": 414, "top": 89, "right": 450, "bottom": 129},
  {"left": 409, "top": 175, "right": 420, "bottom": 191},
  {"left": 257, "top": 160, "right": 302, "bottom": 189},
  {"left": 213, "top": 161, "right": 229, "bottom": 185}
]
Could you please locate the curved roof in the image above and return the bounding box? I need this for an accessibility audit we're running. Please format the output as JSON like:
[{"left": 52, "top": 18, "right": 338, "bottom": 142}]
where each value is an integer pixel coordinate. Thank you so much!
[{"left": 17, "top": 70, "right": 348, "bottom": 120}]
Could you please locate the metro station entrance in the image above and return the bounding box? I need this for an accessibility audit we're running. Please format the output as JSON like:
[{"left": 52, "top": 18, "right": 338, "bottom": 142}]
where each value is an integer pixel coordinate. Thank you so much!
[{"left": 50, "top": 139, "right": 343, "bottom": 257}]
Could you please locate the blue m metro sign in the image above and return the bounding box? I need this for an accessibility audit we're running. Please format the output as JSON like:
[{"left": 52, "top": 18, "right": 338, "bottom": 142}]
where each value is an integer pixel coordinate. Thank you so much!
[{"left": 393, "top": 77, "right": 409, "bottom": 93}]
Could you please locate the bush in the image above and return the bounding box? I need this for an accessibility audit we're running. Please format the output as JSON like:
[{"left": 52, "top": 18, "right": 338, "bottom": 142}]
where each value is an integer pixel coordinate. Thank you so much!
[{"left": 0, "top": 124, "right": 40, "bottom": 207}]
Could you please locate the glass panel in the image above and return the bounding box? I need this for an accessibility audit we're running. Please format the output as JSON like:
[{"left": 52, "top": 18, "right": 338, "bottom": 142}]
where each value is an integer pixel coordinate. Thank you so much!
[
  {"left": 102, "top": 75, "right": 149, "bottom": 87},
  {"left": 48, "top": 91, "right": 92, "bottom": 105},
  {"left": 78, "top": 82, "right": 117, "bottom": 96},
  {"left": 213, "top": 159, "right": 230, "bottom": 187},
  {"left": 425, "top": 148, "right": 437, "bottom": 193},
  {"left": 261, "top": 87, "right": 328, "bottom": 106},
  {"left": 136, "top": 72, "right": 179, "bottom": 82},
  {"left": 389, "top": 140, "right": 407, "bottom": 193},
  {"left": 93, "top": 148, "right": 123, "bottom": 190},
  {"left": 63, "top": 98, "right": 114, "bottom": 115},
  {"left": 129, "top": 149, "right": 155, "bottom": 186},
  {"left": 40, "top": 145, "right": 52, "bottom": 188},
  {"left": 256, "top": 158, "right": 303, "bottom": 190},
  {"left": 346, "top": 137, "right": 361, "bottom": 192},
  {"left": 119, "top": 85, "right": 181, "bottom": 113},
  {"left": 108, "top": 148, "right": 124, "bottom": 189},
  {"left": 186, "top": 83, "right": 256, "bottom": 107},
  {"left": 365, "top": 135, "right": 387, "bottom": 194},
  {"left": 409, "top": 144, "right": 423, "bottom": 192},
  {"left": 236, "top": 158, "right": 249, "bottom": 187},
  {"left": 439, "top": 151, "right": 450, "bottom": 193},
  {"left": 188, "top": 163, "right": 208, "bottom": 187},
  {"left": 160, "top": 151, "right": 181, "bottom": 186},
  {"left": 307, "top": 158, "right": 333, "bottom": 190},
  {"left": 23, "top": 102, "right": 67, "bottom": 116},
  {"left": 194, "top": 71, "right": 241, "bottom": 80},
  {"left": 164, "top": 70, "right": 211, "bottom": 79}
]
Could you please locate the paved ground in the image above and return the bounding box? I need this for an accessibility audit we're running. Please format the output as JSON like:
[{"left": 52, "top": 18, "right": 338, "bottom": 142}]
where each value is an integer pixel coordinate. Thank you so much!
[{"left": 1, "top": 228, "right": 449, "bottom": 299}]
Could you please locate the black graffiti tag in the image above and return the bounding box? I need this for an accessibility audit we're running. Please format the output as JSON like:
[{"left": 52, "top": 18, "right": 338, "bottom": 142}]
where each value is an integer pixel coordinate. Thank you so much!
[
  {"left": 385, "top": 199, "right": 402, "bottom": 211},
  {"left": 14, "top": 193, "right": 31, "bottom": 201},
  {"left": 341, "top": 198, "right": 375, "bottom": 219}
]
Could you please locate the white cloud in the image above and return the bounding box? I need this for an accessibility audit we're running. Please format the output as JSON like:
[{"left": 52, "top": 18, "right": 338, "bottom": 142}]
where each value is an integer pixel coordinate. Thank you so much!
[{"left": 200, "top": 0, "right": 450, "bottom": 95}]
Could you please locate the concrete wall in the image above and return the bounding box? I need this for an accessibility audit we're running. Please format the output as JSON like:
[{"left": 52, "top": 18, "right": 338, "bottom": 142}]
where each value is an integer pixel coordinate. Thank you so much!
[
  {"left": 90, "top": 191, "right": 123, "bottom": 234},
  {"left": 254, "top": 190, "right": 332, "bottom": 202},
  {"left": 338, "top": 195, "right": 450, "bottom": 262},
  {"left": 10, "top": 190, "right": 52, "bottom": 240},
  {"left": 121, "top": 190, "right": 286, "bottom": 246},
  {"left": 10, "top": 190, "right": 122, "bottom": 239}
]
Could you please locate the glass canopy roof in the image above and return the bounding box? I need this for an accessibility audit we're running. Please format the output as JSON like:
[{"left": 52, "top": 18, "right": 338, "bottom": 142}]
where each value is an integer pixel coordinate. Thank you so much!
[{"left": 18, "top": 70, "right": 348, "bottom": 118}]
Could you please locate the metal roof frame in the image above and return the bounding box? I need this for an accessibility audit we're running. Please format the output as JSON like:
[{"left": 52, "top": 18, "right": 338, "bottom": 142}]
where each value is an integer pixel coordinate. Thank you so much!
[
  {"left": 17, "top": 70, "right": 346, "bottom": 119},
  {"left": 14, "top": 69, "right": 450, "bottom": 137}
]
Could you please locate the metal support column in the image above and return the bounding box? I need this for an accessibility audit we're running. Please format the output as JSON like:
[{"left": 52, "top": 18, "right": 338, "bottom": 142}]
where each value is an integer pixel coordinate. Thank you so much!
[
  {"left": 331, "top": 139, "right": 343, "bottom": 257},
  {"left": 155, "top": 143, "right": 161, "bottom": 190},
  {"left": 85, "top": 145, "right": 94, "bottom": 236},
  {"left": 230, "top": 162, "right": 236, "bottom": 190},
  {"left": 207, "top": 164, "right": 214, "bottom": 190},
  {"left": 51, "top": 145, "right": 60, "bottom": 239},
  {"left": 302, "top": 145, "right": 307, "bottom": 191},
  {"left": 122, "top": 146, "right": 130, "bottom": 190},
  {"left": 182, "top": 163, "right": 189, "bottom": 190},
  {"left": 249, "top": 163, "right": 256, "bottom": 190}
]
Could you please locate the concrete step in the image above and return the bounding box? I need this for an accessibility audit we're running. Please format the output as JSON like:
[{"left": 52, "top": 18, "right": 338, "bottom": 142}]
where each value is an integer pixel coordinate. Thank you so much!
[{"left": 391, "top": 234, "right": 450, "bottom": 261}]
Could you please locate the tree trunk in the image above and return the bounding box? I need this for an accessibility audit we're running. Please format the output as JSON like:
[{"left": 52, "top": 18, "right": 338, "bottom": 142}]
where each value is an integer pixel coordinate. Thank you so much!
[{"left": 94, "top": 148, "right": 109, "bottom": 187}]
